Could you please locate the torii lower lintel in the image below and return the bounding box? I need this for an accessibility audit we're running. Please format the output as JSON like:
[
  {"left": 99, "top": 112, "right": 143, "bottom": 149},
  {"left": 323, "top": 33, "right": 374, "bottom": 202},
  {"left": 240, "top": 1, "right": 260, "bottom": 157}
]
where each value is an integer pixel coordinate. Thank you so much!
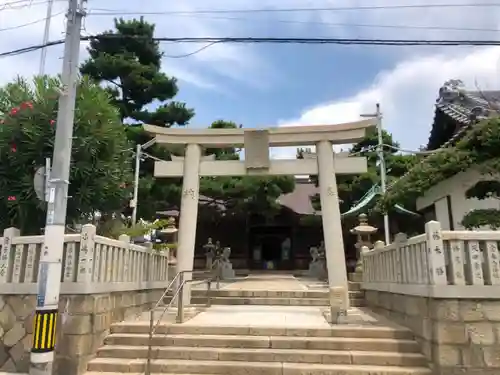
[{"left": 153, "top": 157, "right": 368, "bottom": 177}]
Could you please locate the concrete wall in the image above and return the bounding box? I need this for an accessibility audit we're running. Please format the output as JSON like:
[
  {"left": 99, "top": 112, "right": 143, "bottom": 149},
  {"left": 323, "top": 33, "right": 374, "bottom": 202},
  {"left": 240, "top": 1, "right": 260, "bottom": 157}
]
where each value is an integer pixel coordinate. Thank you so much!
[
  {"left": 416, "top": 168, "right": 500, "bottom": 230},
  {"left": 0, "top": 288, "right": 163, "bottom": 374},
  {"left": 365, "top": 290, "right": 500, "bottom": 375}
]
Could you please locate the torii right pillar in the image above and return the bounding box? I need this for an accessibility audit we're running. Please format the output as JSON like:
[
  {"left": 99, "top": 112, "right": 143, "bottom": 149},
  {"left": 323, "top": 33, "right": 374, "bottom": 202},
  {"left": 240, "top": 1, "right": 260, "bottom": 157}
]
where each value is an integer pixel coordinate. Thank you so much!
[{"left": 316, "top": 140, "right": 349, "bottom": 323}]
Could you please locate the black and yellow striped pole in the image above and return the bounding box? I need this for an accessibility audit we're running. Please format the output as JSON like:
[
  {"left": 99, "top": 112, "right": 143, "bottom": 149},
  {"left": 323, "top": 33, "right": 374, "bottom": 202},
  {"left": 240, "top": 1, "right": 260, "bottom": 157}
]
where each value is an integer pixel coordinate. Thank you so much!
[{"left": 31, "top": 309, "right": 58, "bottom": 354}]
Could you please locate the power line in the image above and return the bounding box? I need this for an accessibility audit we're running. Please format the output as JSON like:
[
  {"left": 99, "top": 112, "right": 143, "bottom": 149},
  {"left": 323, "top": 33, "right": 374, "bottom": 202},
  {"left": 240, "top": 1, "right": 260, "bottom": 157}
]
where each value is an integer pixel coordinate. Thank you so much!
[
  {"left": 0, "top": 11, "right": 64, "bottom": 32},
  {"left": 90, "top": 3, "right": 500, "bottom": 16},
  {"left": 164, "top": 41, "right": 221, "bottom": 58},
  {"left": 3, "top": 36, "right": 500, "bottom": 59},
  {"left": 125, "top": 12, "right": 500, "bottom": 34},
  {"left": 0, "top": 0, "right": 63, "bottom": 11}
]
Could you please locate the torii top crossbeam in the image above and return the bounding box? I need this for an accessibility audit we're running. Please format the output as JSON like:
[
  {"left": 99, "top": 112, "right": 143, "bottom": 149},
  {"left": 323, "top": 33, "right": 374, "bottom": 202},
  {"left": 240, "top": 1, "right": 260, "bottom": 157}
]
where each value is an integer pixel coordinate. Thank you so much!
[{"left": 143, "top": 119, "right": 376, "bottom": 147}]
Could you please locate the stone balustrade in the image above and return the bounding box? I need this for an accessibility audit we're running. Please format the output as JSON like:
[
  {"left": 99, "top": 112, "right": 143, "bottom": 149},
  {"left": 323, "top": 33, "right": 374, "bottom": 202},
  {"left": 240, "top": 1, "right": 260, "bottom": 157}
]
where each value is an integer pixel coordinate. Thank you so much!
[
  {"left": 0, "top": 224, "right": 170, "bottom": 294},
  {"left": 362, "top": 220, "right": 500, "bottom": 298},
  {"left": 0, "top": 224, "right": 170, "bottom": 374},
  {"left": 362, "top": 220, "right": 500, "bottom": 375}
]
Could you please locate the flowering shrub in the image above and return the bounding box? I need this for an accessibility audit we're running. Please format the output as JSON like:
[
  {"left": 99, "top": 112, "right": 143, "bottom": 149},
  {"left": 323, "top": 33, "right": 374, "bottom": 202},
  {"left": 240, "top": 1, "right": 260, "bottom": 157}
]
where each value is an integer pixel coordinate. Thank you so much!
[{"left": 0, "top": 76, "right": 133, "bottom": 233}]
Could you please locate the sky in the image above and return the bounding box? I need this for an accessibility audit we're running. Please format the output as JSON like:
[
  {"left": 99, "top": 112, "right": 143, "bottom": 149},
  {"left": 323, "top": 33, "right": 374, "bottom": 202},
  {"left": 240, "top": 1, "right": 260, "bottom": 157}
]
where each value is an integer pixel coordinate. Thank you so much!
[{"left": 1, "top": 0, "right": 500, "bottom": 160}]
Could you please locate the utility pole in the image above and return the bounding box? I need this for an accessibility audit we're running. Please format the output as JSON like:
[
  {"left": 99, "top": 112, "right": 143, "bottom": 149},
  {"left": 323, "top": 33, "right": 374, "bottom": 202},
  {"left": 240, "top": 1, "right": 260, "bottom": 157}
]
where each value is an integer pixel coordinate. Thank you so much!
[
  {"left": 131, "top": 138, "right": 157, "bottom": 225},
  {"left": 39, "top": 0, "right": 55, "bottom": 75},
  {"left": 361, "top": 103, "right": 390, "bottom": 245},
  {"left": 30, "top": 0, "right": 86, "bottom": 374},
  {"left": 131, "top": 144, "right": 141, "bottom": 225}
]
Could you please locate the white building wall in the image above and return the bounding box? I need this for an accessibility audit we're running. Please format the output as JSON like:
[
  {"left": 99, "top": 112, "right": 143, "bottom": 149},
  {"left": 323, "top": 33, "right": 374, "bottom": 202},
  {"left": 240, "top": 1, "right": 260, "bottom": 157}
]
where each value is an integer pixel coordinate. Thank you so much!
[{"left": 416, "top": 168, "right": 500, "bottom": 230}]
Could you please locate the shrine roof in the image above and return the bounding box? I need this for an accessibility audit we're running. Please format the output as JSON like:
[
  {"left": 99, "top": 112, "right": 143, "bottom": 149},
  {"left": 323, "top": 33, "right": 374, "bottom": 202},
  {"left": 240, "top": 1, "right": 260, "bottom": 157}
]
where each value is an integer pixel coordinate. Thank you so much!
[
  {"left": 385, "top": 81, "right": 500, "bottom": 197},
  {"left": 427, "top": 81, "right": 500, "bottom": 150},
  {"left": 157, "top": 180, "right": 320, "bottom": 217},
  {"left": 276, "top": 180, "right": 320, "bottom": 216}
]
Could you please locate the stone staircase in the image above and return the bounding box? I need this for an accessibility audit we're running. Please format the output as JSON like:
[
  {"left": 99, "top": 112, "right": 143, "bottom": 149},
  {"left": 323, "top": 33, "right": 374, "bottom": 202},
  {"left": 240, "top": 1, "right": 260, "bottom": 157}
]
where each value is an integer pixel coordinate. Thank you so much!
[
  {"left": 86, "top": 322, "right": 431, "bottom": 375},
  {"left": 165, "top": 281, "right": 365, "bottom": 307}
]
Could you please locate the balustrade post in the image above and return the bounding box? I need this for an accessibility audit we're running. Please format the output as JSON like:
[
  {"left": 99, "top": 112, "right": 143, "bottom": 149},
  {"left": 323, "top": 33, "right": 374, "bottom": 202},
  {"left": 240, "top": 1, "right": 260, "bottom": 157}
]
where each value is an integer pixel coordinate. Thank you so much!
[
  {"left": 425, "top": 221, "right": 447, "bottom": 285},
  {"left": 76, "top": 224, "right": 96, "bottom": 292},
  {"left": 0, "top": 227, "right": 20, "bottom": 283},
  {"left": 119, "top": 234, "right": 130, "bottom": 282}
]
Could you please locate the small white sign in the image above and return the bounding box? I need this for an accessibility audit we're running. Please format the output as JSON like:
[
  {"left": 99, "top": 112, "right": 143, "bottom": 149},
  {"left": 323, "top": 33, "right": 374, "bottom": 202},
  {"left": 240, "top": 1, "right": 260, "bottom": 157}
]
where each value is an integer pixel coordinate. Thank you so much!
[{"left": 48, "top": 188, "right": 56, "bottom": 203}]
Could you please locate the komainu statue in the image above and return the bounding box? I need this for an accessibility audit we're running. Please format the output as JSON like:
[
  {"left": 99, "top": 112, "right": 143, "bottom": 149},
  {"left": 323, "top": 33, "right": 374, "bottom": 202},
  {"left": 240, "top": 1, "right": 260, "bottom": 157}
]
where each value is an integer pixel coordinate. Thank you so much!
[{"left": 308, "top": 241, "right": 327, "bottom": 280}]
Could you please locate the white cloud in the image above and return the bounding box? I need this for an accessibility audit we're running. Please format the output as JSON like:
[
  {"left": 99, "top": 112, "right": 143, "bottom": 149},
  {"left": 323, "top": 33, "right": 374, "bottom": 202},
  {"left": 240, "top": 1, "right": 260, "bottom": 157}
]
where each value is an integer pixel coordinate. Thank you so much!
[{"left": 272, "top": 46, "right": 500, "bottom": 159}]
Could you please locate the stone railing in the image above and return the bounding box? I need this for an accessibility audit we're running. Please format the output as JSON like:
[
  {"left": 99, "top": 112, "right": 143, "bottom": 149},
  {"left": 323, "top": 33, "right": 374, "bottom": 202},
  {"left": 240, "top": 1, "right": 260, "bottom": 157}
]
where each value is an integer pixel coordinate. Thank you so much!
[
  {"left": 0, "top": 224, "right": 170, "bottom": 295},
  {"left": 362, "top": 220, "right": 500, "bottom": 298},
  {"left": 0, "top": 224, "right": 171, "bottom": 374},
  {"left": 362, "top": 221, "right": 500, "bottom": 374}
]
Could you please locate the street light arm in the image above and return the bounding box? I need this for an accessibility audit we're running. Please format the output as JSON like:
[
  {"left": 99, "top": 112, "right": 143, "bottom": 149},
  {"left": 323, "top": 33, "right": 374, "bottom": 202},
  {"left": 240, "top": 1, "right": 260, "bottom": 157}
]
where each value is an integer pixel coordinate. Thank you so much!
[{"left": 141, "top": 137, "right": 157, "bottom": 151}]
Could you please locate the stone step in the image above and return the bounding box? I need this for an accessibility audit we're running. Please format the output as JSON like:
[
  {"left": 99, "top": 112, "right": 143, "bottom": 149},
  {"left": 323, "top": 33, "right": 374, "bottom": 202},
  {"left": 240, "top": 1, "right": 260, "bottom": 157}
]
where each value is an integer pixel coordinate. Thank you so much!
[
  {"left": 104, "top": 334, "right": 421, "bottom": 352},
  {"left": 172, "top": 296, "right": 364, "bottom": 307},
  {"left": 110, "top": 322, "right": 414, "bottom": 340},
  {"left": 96, "top": 345, "right": 428, "bottom": 366},
  {"left": 185, "top": 289, "right": 363, "bottom": 299},
  {"left": 87, "top": 358, "right": 432, "bottom": 374}
]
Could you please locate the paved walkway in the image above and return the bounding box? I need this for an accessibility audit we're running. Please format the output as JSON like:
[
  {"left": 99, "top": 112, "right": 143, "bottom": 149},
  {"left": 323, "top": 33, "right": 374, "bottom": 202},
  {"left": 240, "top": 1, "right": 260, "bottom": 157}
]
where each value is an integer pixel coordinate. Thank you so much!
[{"left": 183, "top": 305, "right": 330, "bottom": 328}]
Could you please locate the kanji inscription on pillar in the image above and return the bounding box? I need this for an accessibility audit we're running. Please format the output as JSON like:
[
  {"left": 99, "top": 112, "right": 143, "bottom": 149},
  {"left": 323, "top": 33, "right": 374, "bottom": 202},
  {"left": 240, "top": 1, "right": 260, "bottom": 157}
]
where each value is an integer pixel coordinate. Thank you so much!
[
  {"left": 183, "top": 188, "right": 196, "bottom": 199},
  {"left": 327, "top": 186, "right": 337, "bottom": 197}
]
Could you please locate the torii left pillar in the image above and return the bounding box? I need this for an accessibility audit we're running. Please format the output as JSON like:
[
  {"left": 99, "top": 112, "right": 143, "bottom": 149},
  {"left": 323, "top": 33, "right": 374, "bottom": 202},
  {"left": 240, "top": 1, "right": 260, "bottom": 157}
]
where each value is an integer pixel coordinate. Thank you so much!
[
  {"left": 317, "top": 140, "right": 349, "bottom": 323},
  {"left": 176, "top": 143, "right": 202, "bottom": 304}
]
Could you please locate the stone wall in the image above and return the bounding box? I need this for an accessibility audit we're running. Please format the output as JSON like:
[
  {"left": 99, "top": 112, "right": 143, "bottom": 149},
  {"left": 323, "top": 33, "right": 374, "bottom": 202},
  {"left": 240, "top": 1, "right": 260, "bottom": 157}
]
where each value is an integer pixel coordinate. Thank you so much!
[
  {"left": 0, "top": 288, "right": 163, "bottom": 374},
  {"left": 365, "top": 290, "right": 500, "bottom": 375}
]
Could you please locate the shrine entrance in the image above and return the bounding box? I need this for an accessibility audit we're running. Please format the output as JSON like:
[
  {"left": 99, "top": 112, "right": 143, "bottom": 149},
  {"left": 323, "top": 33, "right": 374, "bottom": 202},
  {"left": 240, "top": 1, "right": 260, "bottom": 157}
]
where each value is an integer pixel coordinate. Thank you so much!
[
  {"left": 249, "top": 225, "right": 292, "bottom": 270},
  {"left": 144, "top": 120, "right": 376, "bottom": 320}
]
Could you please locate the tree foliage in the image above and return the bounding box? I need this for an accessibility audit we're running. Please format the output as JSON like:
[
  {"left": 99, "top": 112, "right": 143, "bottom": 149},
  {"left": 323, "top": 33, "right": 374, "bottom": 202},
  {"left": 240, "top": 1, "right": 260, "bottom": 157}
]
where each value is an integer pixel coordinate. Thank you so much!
[
  {"left": 81, "top": 17, "right": 194, "bottom": 126},
  {"left": 461, "top": 180, "right": 500, "bottom": 229},
  {"left": 199, "top": 121, "right": 295, "bottom": 218},
  {"left": 0, "top": 76, "right": 132, "bottom": 234},
  {"left": 380, "top": 117, "right": 500, "bottom": 212},
  {"left": 301, "top": 127, "right": 418, "bottom": 215},
  {"left": 80, "top": 17, "right": 195, "bottom": 221}
]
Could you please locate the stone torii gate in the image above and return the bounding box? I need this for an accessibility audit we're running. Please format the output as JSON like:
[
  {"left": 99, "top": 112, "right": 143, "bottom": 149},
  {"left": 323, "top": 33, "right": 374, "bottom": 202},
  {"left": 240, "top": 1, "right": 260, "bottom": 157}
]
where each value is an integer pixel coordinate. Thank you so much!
[{"left": 144, "top": 120, "right": 376, "bottom": 318}]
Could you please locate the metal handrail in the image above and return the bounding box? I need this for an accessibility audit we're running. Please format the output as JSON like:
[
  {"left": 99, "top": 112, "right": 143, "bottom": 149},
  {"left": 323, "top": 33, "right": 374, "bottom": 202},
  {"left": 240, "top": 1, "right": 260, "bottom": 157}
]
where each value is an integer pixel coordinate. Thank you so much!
[{"left": 145, "top": 270, "right": 215, "bottom": 375}]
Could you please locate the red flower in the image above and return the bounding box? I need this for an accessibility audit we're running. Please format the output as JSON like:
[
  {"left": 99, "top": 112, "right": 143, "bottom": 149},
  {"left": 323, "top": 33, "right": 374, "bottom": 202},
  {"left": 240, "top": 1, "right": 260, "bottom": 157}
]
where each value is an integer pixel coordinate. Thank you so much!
[
  {"left": 50, "top": 120, "right": 55, "bottom": 126},
  {"left": 9, "top": 108, "right": 18, "bottom": 115},
  {"left": 7, "top": 196, "right": 16, "bottom": 201},
  {"left": 20, "top": 102, "right": 33, "bottom": 110},
  {"left": 10, "top": 144, "right": 16, "bottom": 152}
]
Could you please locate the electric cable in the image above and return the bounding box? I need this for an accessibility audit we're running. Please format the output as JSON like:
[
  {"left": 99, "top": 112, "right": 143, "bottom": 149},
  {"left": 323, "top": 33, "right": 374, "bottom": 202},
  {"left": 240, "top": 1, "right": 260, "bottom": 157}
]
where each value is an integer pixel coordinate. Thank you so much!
[
  {"left": 0, "top": 10, "right": 64, "bottom": 32},
  {"left": 89, "top": 3, "right": 500, "bottom": 16},
  {"left": 0, "top": 0, "right": 62, "bottom": 11},
  {"left": 126, "top": 12, "right": 500, "bottom": 34},
  {"left": 3, "top": 36, "right": 500, "bottom": 59},
  {"left": 163, "top": 41, "right": 222, "bottom": 58}
]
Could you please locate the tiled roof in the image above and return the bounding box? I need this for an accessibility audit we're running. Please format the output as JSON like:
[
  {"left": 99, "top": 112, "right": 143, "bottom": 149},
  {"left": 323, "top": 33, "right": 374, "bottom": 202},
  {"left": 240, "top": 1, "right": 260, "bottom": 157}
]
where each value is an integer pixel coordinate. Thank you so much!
[
  {"left": 388, "top": 81, "right": 500, "bottom": 193},
  {"left": 429, "top": 82, "right": 500, "bottom": 149},
  {"left": 276, "top": 180, "right": 320, "bottom": 215}
]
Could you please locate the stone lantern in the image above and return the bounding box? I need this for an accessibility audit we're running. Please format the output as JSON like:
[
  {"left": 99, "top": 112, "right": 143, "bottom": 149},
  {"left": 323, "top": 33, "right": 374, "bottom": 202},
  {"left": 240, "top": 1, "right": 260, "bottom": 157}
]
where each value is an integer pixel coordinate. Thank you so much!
[
  {"left": 155, "top": 217, "right": 178, "bottom": 265},
  {"left": 350, "top": 213, "right": 377, "bottom": 275}
]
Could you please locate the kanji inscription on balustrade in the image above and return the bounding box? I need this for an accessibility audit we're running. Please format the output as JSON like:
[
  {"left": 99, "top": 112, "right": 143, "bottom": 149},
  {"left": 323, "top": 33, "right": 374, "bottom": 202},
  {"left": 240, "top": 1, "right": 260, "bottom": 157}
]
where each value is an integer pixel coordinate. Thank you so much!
[
  {"left": 484, "top": 240, "right": 500, "bottom": 285},
  {"left": 425, "top": 221, "right": 447, "bottom": 285},
  {"left": 11, "top": 244, "right": 24, "bottom": 283},
  {"left": 63, "top": 242, "right": 76, "bottom": 282},
  {"left": 467, "top": 240, "right": 484, "bottom": 285},
  {"left": 24, "top": 243, "right": 37, "bottom": 283},
  {"left": 77, "top": 226, "right": 96, "bottom": 282},
  {"left": 448, "top": 240, "right": 465, "bottom": 285}
]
